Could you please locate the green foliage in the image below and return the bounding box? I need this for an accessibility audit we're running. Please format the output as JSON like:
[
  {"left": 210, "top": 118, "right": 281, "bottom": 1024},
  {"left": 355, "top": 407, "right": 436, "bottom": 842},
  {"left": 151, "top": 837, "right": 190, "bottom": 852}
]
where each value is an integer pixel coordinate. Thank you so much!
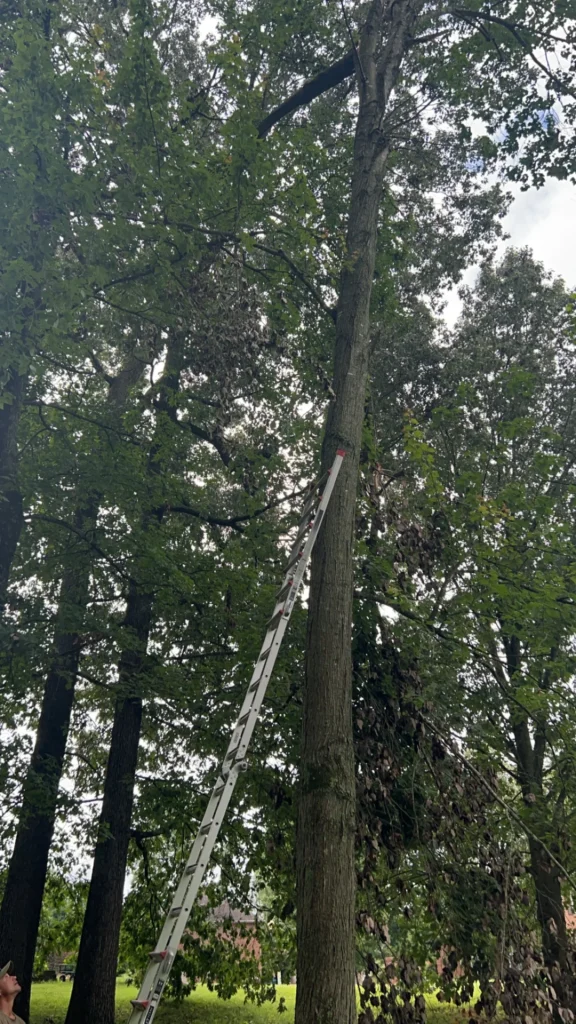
[
  {"left": 33, "top": 877, "right": 88, "bottom": 977},
  {"left": 3, "top": 0, "right": 576, "bottom": 1015}
]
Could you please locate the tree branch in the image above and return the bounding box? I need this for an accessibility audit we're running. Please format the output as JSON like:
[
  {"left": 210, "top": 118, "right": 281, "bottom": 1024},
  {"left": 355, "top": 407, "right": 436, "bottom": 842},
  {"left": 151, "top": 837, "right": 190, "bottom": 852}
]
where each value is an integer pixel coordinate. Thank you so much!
[
  {"left": 454, "top": 9, "right": 576, "bottom": 101},
  {"left": 29, "top": 514, "right": 131, "bottom": 580},
  {"left": 169, "top": 484, "right": 310, "bottom": 531},
  {"left": 26, "top": 399, "right": 141, "bottom": 445},
  {"left": 257, "top": 51, "right": 355, "bottom": 138},
  {"left": 425, "top": 717, "right": 576, "bottom": 896},
  {"left": 252, "top": 242, "right": 337, "bottom": 323},
  {"left": 130, "top": 826, "right": 174, "bottom": 841},
  {"left": 181, "top": 420, "right": 232, "bottom": 466}
]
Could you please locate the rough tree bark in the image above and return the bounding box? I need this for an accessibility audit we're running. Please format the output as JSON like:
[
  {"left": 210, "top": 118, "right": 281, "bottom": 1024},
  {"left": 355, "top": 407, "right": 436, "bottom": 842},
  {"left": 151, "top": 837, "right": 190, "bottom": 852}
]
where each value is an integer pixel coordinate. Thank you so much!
[
  {"left": 295, "top": 4, "right": 418, "bottom": 1023},
  {"left": 514, "top": 720, "right": 571, "bottom": 1007},
  {"left": 64, "top": 585, "right": 153, "bottom": 1024},
  {"left": 511, "top": 717, "right": 568, "bottom": 958},
  {"left": 503, "top": 634, "right": 572, "bottom": 1004},
  {"left": 0, "top": 355, "right": 144, "bottom": 1020},
  {"left": 0, "top": 370, "right": 25, "bottom": 614},
  {"left": 65, "top": 340, "right": 183, "bottom": 1024}
]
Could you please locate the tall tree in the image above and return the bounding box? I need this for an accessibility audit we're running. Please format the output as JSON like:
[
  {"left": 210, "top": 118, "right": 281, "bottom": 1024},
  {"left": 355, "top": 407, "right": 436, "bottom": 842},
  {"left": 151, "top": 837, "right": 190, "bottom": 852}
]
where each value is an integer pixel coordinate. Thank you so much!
[
  {"left": 64, "top": 332, "right": 186, "bottom": 1024},
  {"left": 247, "top": 4, "right": 576, "bottom": 1019},
  {"left": 0, "top": 0, "right": 73, "bottom": 611},
  {"left": 0, "top": 350, "right": 146, "bottom": 1020},
  {"left": 0, "top": 372, "right": 24, "bottom": 614},
  {"left": 379, "top": 249, "right": 576, "bottom": 1011},
  {"left": 3, "top": 1, "right": 576, "bottom": 1021},
  {"left": 296, "top": 6, "right": 420, "bottom": 1023}
]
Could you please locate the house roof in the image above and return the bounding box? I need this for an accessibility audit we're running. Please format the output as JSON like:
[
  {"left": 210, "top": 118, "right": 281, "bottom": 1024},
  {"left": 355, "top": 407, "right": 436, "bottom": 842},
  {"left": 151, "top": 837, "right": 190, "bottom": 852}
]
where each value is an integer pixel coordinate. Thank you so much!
[{"left": 198, "top": 895, "right": 256, "bottom": 925}]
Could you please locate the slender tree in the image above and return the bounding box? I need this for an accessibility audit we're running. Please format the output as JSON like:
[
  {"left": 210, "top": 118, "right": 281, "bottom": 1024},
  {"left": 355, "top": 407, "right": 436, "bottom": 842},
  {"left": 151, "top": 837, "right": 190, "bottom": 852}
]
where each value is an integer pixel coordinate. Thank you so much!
[
  {"left": 295, "top": 6, "right": 420, "bottom": 1022},
  {"left": 64, "top": 332, "right": 186, "bottom": 1024},
  {"left": 0, "top": 352, "right": 146, "bottom": 1019},
  {"left": 371, "top": 249, "right": 576, "bottom": 1011},
  {"left": 0, "top": 373, "right": 25, "bottom": 614}
]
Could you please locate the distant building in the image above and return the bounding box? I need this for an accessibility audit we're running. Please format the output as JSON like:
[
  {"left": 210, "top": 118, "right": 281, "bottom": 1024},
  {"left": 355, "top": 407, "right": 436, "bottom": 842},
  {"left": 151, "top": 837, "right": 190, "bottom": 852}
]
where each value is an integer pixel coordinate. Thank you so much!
[
  {"left": 194, "top": 897, "right": 261, "bottom": 962},
  {"left": 46, "top": 953, "right": 75, "bottom": 978}
]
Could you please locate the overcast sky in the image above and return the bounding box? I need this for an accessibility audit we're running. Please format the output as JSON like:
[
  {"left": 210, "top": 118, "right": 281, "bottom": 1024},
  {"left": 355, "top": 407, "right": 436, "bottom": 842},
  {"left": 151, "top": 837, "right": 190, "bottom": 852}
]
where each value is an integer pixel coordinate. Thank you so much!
[{"left": 444, "top": 177, "right": 576, "bottom": 324}]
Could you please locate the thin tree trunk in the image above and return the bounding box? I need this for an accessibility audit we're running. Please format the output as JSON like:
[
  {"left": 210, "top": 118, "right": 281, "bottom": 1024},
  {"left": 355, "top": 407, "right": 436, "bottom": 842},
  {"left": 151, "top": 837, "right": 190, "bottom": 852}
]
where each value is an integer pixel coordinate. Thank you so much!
[
  {"left": 295, "top": 5, "right": 417, "bottom": 1023},
  {"left": 528, "top": 837, "right": 567, "bottom": 970},
  {"left": 65, "top": 341, "right": 183, "bottom": 1024},
  {"left": 513, "top": 720, "right": 570, "bottom": 977},
  {"left": 65, "top": 584, "right": 153, "bottom": 1024},
  {"left": 504, "top": 631, "right": 570, "bottom": 982},
  {"left": 0, "top": 356, "right": 144, "bottom": 1019},
  {"left": 504, "top": 634, "right": 573, "bottom": 1013},
  {"left": 0, "top": 370, "right": 25, "bottom": 614},
  {"left": 0, "top": 502, "right": 94, "bottom": 1019}
]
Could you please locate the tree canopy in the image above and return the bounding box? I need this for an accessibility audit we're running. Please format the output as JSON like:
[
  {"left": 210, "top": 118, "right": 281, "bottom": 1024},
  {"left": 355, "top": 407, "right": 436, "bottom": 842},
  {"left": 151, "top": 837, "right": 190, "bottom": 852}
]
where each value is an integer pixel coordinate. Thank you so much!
[{"left": 1, "top": 2, "right": 576, "bottom": 1024}]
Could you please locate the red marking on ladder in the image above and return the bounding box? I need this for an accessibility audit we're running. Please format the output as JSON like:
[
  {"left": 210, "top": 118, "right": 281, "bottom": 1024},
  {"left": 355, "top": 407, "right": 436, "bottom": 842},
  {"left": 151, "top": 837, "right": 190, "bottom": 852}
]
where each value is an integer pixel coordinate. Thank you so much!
[{"left": 336, "top": 448, "right": 346, "bottom": 456}]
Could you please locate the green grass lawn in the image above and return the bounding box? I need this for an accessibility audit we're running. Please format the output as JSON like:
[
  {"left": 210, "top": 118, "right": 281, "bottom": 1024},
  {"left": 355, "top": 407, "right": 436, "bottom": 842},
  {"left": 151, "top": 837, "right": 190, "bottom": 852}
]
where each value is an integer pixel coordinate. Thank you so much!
[
  {"left": 30, "top": 982, "right": 295, "bottom": 1023},
  {"left": 29, "top": 981, "right": 475, "bottom": 1024}
]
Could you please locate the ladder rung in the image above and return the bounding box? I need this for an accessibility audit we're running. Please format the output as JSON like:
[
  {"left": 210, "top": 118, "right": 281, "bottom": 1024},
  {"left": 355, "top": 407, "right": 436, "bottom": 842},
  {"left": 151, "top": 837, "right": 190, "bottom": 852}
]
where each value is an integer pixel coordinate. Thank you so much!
[
  {"left": 285, "top": 549, "right": 304, "bottom": 574},
  {"left": 276, "top": 579, "right": 293, "bottom": 600},
  {"left": 298, "top": 510, "right": 314, "bottom": 529},
  {"left": 298, "top": 501, "right": 318, "bottom": 526},
  {"left": 149, "top": 950, "right": 168, "bottom": 962},
  {"left": 224, "top": 741, "right": 248, "bottom": 768},
  {"left": 313, "top": 508, "right": 325, "bottom": 532},
  {"left": 250, "top": 657, "right": 265, "bottom": 682},
  {"left": 131, "top": 999, "right": 151, "bottom": 1009},
  {"left": 295, "top": 522, "right": 314, "bottom": 543},
  {"left": 199, "top": 820, "right": 215, "bottom": 835},
  {"left": 169, "top": 906, "right": 182, "bottom": 918},
  {"left": 266, "top": 608, "right": 284, "bottom": 630},
  {"left": 259, "top": 640, "right": 274, "bottom": 661},
  {"left": 185, "top": 858, "right": 205, "bottom": 874},
  {"left": 295, "top": 514, "right": 314, "bottom": 539},
  {"left": 237, "top": 709, "right": 252, "bottom": 727}
]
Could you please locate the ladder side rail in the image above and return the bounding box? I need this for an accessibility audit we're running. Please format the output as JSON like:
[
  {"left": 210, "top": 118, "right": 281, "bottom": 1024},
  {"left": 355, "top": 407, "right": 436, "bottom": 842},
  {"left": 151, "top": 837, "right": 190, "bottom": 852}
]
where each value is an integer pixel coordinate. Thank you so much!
[{"left": 128, "top": 451, "right": 345, "bottom": 1023}]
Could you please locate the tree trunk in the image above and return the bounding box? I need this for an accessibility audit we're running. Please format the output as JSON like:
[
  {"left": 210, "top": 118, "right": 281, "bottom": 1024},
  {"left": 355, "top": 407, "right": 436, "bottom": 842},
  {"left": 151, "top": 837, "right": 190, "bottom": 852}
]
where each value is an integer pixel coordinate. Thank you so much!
[
  {"left": 0, "top": 503, "right": 94, "bottom": 1020},
  {"left": 64, "top": 584, "right": 152, "bottom": 1024},
  {"left": 0, "top": 357, "right": 144, "bottom": 1018},
  {"left": 65, "top": 341, "right": 182, "bottom": 1024},
  {"left": 528, "top": 837, "right": 567, "bottom": 970},
  {"left": 509, "top": 690, "right": 572, "bottom": 1006},
  {"left": 295, "top": 5, "right": 417, "bottom": 1024},
  {"left": 0, "top": 370, "right": 25, "bottom": 614}
]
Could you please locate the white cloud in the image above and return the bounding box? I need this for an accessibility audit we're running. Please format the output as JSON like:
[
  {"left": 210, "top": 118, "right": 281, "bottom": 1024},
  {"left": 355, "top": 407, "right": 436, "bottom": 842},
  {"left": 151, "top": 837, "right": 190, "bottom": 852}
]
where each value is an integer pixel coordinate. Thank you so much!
[
  {"left": 502, "top": 179, "right": 576, "bottom": 290},
  {"left": 443, "top": 178, "right": 576, "bottom": 326}
]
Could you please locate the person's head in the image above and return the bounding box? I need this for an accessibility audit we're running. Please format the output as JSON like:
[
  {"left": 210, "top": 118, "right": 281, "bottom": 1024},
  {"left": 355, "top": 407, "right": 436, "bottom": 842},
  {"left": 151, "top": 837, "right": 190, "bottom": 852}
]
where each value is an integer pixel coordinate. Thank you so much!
[{"left": 0, "top": 962, "right": 21, "bottom": 1002}]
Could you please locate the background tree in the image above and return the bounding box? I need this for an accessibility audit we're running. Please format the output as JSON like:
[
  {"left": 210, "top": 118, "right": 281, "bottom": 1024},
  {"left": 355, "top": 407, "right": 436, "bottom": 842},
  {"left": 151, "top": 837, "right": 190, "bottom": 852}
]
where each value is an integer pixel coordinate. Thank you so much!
[{"left": 361, "top": 247, "right": 576, "bottom": 1021}]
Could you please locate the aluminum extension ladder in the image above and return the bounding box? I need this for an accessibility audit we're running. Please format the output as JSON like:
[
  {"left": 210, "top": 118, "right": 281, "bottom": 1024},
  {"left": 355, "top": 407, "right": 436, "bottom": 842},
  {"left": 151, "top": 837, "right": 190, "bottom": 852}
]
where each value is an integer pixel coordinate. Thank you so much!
[{"left": 128, "top": 449, "right": 345, "bottom": 1023}]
